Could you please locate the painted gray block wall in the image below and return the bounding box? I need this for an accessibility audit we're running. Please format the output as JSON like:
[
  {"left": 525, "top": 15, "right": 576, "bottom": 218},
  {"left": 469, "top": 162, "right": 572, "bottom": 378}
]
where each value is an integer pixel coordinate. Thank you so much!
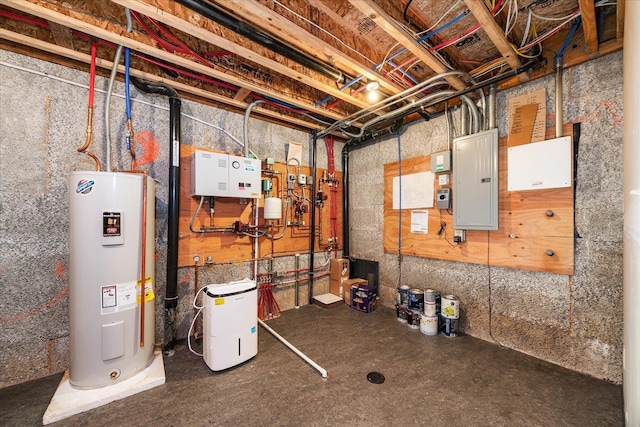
[
  {"left": 347, "top": 51, "right": 623, "bottom": 383},
  {"left": 0, "top": 50, "right": 337, "bottom": 388}
]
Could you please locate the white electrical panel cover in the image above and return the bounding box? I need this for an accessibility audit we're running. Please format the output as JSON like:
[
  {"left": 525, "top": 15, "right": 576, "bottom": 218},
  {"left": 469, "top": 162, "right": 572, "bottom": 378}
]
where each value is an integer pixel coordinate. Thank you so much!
[
  {"left": 191, "top": 150, "right": 261, "bottom": 198},
  {"left": 507, "top": 136, "right": 572, "bottom": 191}
]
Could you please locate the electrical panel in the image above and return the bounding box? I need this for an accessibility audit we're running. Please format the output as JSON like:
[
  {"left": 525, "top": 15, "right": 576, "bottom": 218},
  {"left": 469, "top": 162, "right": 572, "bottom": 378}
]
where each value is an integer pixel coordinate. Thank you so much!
[
  {"left": 191, "top": 150, "right": 261, "bottom": 198},
  {"left": 453, "top": 128, "right": 499, "bottom": 230}
]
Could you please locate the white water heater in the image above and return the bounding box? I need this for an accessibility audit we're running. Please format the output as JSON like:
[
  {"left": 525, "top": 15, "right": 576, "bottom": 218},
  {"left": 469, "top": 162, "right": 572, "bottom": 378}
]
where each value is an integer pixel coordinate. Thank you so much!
[
  {"left": 68, "top": 171, "right": 156, "bottom": 389},
  {"left": 203, "top": 278, "right": 257, "bottom": 371}
]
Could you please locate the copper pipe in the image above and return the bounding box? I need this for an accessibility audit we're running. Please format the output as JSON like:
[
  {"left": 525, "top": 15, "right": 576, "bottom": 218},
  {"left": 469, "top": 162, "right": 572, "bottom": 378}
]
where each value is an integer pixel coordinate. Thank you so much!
[
  {"left": 76, "top": 108, "right": 101, "bottom": 171},
  {"left": 122, "top": 169, "right": 148, "bottom": 347}
]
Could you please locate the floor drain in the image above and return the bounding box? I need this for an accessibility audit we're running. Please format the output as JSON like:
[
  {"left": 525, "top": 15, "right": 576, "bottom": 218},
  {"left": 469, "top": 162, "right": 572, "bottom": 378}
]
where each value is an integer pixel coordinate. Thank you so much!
[{"left": 367, "top": 371, "right": 385, "bottom": 384}]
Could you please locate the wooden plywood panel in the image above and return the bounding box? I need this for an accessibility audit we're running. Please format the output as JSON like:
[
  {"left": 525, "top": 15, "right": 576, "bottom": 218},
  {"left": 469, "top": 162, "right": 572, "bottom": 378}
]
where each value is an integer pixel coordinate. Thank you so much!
[
  {"left": 178, "top": 145, "right": 342, "bottom": 267},
  {"left": 383, "top": 125, "right": 575, "bottom": 275}
]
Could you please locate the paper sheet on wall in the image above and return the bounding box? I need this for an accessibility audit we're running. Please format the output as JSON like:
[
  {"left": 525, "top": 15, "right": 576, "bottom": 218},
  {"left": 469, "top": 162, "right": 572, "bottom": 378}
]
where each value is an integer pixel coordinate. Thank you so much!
[
  {"left": 507, "top": 88, "right": 546, "bottom": 144},
  {"left": 410, "top": 210, "right": 428, "bottom": 234},
  {"left": 392, "top": 171, "right": 434, "bottom": 209}
]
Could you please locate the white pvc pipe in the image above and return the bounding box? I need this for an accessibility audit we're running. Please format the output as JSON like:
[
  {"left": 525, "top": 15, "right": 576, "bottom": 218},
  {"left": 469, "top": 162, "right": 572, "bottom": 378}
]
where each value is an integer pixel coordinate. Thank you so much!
[
  {"left": 623, "top": 5, "right": 640, "bottom": 425},
  {"left": 258, "top": 319, "right": 328, "bottom": 379}
]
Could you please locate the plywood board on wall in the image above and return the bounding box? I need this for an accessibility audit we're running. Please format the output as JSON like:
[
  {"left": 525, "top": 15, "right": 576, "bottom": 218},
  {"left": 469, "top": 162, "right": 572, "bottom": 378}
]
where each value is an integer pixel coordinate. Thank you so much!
[
  {"left": 178, "top": 145, "right": 343, "bottom": 267},
  {"left": 383, "top": 124, "right": 575, "bottom": 275}
]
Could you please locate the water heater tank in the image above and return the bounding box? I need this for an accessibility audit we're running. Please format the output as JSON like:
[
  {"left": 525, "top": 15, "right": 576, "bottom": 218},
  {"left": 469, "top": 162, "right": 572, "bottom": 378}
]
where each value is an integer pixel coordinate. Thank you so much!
[
  {"left": 68, "top": 171, "right": 156, "bottom": 389},
  {"left": 264, "top": 197, "right": 282, "bottom": 220}
]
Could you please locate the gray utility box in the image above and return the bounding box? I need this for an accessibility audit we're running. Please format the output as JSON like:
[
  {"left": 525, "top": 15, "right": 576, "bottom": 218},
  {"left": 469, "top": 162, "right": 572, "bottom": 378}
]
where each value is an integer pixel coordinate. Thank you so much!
[{"left": 453, "top": 128, "right": 499, "bottom": 230}]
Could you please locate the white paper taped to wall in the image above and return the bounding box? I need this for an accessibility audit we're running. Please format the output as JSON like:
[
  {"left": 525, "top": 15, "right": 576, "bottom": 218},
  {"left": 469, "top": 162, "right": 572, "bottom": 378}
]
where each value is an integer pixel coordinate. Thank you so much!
[{"left": 392, "top": 171, "right": 435, "bottom": 209}]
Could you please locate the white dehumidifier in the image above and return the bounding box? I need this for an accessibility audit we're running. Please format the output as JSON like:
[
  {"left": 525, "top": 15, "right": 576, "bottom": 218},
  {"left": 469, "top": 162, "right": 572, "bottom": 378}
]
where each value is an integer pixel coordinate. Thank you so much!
[{"left": 203, "top": 278, "right": 258, "bottom": 371}]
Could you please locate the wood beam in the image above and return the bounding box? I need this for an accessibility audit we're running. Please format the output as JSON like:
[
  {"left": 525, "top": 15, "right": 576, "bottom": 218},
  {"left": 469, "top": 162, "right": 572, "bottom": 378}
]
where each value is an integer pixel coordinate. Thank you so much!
[
  {"left": 347, "top": 0, "right": 467, "bottom": 90},
  {"left": 0, "top": 27, "right": 345, "bottom": 135},
  {"left": 617, "top": 0, "right": 624, "bottom": 42},
  {"left": 110, "top": 0, "right": 372, "bottom": 111},
  {"left": 212, "top": 0, "right": 402, "bottom": 96},
  {"left": 462, "top": 0, "right": 523, "bottom": 75},
  {"left": 578, "top": 0, "right": 598, "bottom": 54},
  {"left": 0, "top": 0, "right": 348, "bottom": 122},
  {"left": 233, "top": 87, "right": 252, "bottom": 102}
]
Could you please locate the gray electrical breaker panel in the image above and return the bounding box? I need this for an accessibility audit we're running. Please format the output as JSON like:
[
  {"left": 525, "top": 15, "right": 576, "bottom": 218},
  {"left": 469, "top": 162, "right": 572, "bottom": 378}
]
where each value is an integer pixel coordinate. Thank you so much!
[{"left": 453, "top": 128, "right": 499, "bottom": 230}]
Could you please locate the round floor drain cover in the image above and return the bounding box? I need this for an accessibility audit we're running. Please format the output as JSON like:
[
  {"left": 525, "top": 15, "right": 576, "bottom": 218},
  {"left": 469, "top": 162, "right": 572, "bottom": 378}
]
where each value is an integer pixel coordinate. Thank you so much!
[{"left": 367, "top": 371, "right": 385, "bottom": 384}]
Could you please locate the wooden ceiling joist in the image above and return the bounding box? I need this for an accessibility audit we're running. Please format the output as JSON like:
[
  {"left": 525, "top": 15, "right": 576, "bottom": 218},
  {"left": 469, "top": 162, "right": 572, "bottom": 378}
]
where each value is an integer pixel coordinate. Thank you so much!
[
  {"left": 347, "top": 0, "right": 467, "bottom": 91},
  {"left": 213, "top": 0, "right": 403, "bottom": 96},
  {"left": 0, "top": 27, "right": 344, "bottom": 134},
  {"left": 463, "top": 0, "right": 524, "bottom": 79},
  {"left": 578, "top": 0, "right": 599, "bottom": 54},
  {"left": 1, "top": 0, "right": 348, "bottom": 122},
  {"left": 110, "top": 0, "right": 372, "bottom": 111}
]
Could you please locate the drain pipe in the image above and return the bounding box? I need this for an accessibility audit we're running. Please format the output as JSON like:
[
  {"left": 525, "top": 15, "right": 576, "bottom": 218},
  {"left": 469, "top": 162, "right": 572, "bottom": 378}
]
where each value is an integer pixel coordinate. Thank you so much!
[
  {"left": 341, "top": 144, "right": 350, "bottom": 258},
  {"left": 308, "top": 133, "right": 318, "bottom": 304},
  {"left": 244, "top": 100, "right": 263, "bottom": 284},
  {"left": 175, "top": 0, "right": 344, "bottom": 83},
  {"left": 130, "top": 77, "right": 181, "bottom": 352},
  {"left": 258, "top": 319, "right": 327, "bottom": 379}
]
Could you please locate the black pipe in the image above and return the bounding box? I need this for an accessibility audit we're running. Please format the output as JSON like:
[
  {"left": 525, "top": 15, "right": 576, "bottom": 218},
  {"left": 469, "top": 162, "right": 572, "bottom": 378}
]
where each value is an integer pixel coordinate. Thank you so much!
[
  {"left": 341, "top": 144, "right": 350, "bottom": 258},
  {"left": 309, "top": 132, "right": 318, "bottom": 304},
  {"left": 130, "top": 77, "right": 181, "bottom": 351},
  {"left": 175, "top": 0, "right": 345, "bottom": 83}
]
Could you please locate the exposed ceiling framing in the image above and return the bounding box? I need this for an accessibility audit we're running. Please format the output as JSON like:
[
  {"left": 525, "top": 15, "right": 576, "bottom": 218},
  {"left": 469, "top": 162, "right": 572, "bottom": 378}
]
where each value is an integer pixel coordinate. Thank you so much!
[{"left": 0, "top": 0, "right": 624, "bottom": 138}]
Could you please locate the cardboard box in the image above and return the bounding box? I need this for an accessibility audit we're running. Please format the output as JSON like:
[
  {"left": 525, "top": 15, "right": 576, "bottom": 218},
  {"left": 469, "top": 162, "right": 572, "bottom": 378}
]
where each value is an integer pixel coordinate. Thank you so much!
[
  {"left": 330, "top": 258, "right": 349, "bottom": 296},
  {"left": 330, "top": 258, "right": 349, "bottom": 281},
  {"left": 350, "top": 285, "right": 377, "bottom": 313},
  {"left": 342, "top": 278, "right": 367, "bottom": 305}
]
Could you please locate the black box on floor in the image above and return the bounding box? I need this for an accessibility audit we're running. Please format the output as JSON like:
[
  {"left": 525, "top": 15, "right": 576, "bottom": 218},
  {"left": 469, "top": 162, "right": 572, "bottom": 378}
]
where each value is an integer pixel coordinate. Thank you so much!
[{"left": 350, "top": 285, "right": 377, "bottom": 313}]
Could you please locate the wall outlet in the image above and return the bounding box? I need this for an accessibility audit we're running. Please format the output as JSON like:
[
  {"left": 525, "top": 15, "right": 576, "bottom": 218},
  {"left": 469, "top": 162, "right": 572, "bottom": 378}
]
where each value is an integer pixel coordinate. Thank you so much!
[{"left": 438, "top": 174, "right": 450, "bottom": 185}]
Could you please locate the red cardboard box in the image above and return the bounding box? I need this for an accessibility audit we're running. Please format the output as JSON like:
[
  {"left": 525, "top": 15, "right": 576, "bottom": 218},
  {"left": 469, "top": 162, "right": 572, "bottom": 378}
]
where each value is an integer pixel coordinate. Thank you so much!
[{"left": 350, "top": 285, "right": 377, "bottom": 313}]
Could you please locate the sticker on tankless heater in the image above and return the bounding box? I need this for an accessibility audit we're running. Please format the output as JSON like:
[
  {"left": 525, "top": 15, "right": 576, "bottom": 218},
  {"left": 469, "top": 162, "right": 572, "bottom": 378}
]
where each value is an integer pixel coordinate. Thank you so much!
[{"left": 75, "top": 179, "right": 95, "bottom": 194}]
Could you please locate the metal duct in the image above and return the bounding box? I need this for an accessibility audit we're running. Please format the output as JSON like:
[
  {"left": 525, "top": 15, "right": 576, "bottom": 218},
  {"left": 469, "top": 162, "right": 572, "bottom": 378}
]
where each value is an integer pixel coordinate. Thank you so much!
[{"left": 175, "top": 0, "right": 345, "bottom": 83}]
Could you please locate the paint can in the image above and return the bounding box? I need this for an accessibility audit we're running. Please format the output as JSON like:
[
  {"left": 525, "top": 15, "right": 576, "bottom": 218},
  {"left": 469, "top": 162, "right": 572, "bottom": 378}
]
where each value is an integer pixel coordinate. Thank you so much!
[
  {"left": 424, "top": 301, "right": 436, "bottom": 316},
  {"left": 420, "top": 314, "right": 438, "bottom": 336},
  {"left": 441, "top": 294, "right": 460, "bottom": 319},
  {"left": 398, "top": 285, "right": 410, "bottom": 306},
  {"left": 408, "top": 288, "right": 424, "bottom": 312},
  {"left": 397, "top": 305, "right": 408, "bottom": 323},
  {"left": 424, "top": 289, "right": 441, "bottom": 315},
  {"left": 440, "top": 316, "right": 458, "bottom": 337},
  {"left": 407, "top": 309, "right": 420, "bottom": 329}
]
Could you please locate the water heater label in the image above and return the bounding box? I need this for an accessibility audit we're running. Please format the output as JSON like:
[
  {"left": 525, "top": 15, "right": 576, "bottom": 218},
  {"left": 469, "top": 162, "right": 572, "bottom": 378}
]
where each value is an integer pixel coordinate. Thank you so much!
[
  {"left": 215, "top": 298, "right": 225, "bottom": 305},
  {"left": 102, "top": 212, "right": 124, "bottom": 246},
  {"left": 101, "top": 281, "right": 136, "bottom": 315},
  {"left": 136, "top": 277, "right": 155, "bottom": 304},
  {"left": 75, "top": 179, "right": 95, "bottom": 194}
]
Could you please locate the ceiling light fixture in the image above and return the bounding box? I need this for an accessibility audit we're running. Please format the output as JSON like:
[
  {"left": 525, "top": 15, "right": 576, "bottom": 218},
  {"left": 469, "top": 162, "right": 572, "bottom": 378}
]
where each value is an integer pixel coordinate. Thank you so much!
[{"left": 365, "top": 80, "right": 380, "bottom": 92}]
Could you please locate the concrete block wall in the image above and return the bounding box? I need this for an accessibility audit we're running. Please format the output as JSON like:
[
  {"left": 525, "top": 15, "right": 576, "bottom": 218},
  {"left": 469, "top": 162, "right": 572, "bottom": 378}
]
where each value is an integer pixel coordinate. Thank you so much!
[
  {"left": 347, "top": 51, "right": 623, "bottom": 383},
  {"left": 0, "top": 50, "right": 337, "bottom": 388}
]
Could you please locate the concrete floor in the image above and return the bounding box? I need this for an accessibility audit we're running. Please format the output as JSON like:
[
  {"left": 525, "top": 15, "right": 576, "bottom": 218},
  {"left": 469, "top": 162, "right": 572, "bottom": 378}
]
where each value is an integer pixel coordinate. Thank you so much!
[{"left": 1, "top": 304, "right": 623, "bottom": 426}]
